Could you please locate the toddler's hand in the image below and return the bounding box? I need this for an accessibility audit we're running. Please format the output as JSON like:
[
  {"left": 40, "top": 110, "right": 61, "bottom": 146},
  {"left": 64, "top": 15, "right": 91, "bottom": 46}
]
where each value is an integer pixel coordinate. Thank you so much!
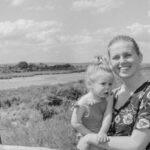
[{"left": 97, "top": 132, "right": 109, "bottom": 143}]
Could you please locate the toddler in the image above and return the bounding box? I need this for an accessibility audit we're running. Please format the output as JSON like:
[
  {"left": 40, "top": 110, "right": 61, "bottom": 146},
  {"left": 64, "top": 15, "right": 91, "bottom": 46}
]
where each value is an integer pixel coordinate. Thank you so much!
[{"left": 71, "top": 57, "right": 114, "bottom": 150}]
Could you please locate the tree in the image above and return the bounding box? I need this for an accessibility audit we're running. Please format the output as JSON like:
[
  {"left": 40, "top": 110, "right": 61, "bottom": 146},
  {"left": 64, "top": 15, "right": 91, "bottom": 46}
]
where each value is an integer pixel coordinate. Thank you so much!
[
  {"left": 28, "top": 63, "right": 38, "bottom": 71},
  {"left": 17, "top": 61, "right": 28, "bottom": 70}
]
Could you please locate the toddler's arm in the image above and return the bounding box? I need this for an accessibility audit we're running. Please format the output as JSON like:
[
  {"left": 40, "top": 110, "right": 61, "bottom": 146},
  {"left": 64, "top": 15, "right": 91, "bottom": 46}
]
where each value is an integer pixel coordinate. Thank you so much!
[
  {"left": 71, "top": 104, "right": 93, "bottom": 136},
  {"left": 97, "top": 96, "right": 113, "bottom": 143}
]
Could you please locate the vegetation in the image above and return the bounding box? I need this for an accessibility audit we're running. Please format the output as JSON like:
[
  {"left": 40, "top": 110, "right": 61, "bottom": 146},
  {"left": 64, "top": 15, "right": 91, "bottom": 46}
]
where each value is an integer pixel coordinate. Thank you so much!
[
  {"left": 0, "top": 62, "right": 87, "bottom": 78},
  {"left": 0, "top": 62, "right": 88, "bottom": 79},
  {"left": 0, "top": 79, "right": 87, "bottom": 150}
]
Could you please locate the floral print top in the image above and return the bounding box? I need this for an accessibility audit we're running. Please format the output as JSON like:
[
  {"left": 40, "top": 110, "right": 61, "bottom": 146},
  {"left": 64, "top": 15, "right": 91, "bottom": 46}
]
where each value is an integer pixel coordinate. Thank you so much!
[{"left": 108, "top": 81, "right": 150, "bottom": 150}]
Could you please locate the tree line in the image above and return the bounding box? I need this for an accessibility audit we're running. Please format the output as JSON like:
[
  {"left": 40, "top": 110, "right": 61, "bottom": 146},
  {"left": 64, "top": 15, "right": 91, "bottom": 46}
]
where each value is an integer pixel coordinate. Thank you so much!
[{"left": 0, "top": 61, "right": 86, "bottom": 73}]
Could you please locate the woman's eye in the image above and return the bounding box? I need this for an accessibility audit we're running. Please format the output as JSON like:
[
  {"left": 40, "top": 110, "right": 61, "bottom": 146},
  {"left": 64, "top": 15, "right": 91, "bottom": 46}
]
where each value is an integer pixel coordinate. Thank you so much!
[
  {"left": 124, "top": 53, "right": 132, "bottom": 58},
  {"left": 112, "top": 55, "right": 119, "bottom": 60}
]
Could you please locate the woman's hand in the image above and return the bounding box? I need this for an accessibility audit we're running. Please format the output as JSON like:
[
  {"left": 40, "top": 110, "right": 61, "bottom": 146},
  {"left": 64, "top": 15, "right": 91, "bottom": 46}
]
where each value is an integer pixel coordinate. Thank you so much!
[
  {"left": 97, "top": 132, "right": 110, "bottom": 143},
  {"left": 77, "top": 134, "right": 93, "bottom": 150}
]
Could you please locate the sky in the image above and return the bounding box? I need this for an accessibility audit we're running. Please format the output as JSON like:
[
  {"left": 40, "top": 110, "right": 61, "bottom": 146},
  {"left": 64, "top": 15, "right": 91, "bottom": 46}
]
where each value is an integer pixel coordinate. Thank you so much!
[{"left": 0, "top": 0, "right": 150, "bottom": 64}]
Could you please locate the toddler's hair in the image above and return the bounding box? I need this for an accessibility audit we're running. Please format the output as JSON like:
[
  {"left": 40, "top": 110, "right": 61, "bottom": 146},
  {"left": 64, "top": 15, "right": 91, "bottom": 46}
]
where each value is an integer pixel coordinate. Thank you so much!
[{"left": 85, "top": 56, "right": 112, "bottom": 89}]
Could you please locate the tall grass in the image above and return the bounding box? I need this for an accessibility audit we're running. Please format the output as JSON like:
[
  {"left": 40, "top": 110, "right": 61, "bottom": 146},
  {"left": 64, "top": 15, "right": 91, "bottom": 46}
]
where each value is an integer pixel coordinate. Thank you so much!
[{"left": 0, "top": 80, "right": 87, "bottom": 150}]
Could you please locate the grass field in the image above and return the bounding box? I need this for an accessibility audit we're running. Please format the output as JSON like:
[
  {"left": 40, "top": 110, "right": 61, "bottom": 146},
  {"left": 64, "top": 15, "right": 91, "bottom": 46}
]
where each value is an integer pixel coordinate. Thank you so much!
[{"left": 0, "top": 79, "right": 87, "bottom": 150}]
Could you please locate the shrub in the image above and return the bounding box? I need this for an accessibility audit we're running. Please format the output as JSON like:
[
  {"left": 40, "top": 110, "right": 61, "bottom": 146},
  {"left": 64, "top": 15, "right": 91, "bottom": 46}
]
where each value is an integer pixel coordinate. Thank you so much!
[
  {"left": 0, "top": 97, "right": 21, "bottom": 108},
  {"left": 55, "top": 82, "right": 86, "bottom": 101},
  {"left": 17, "top": 61, "right": 28, "bottom": 70},
  {"left": 47, "top": 95, "right": 63, "bottom": 106},
  {"left": 40, "top": 107, "right": 58, "bottom": 120}
]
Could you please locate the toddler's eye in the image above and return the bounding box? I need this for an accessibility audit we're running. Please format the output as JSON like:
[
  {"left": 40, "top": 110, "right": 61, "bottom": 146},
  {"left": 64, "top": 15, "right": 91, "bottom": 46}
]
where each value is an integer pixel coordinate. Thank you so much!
[
  {"left": 109, "top": 83, "right": 112, "bottom": 86},
  {"left": 124, "top": 53, "right": 132, "bottom": 58},
  {"left": 101, "top": 82, "right": 106, "bottom": 85}
]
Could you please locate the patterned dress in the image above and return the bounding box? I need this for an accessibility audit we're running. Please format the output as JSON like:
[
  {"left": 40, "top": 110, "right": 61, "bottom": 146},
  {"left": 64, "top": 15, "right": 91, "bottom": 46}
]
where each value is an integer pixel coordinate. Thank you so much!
[{"left": 108, "top": 81, "right": 150, "bottom": 150}]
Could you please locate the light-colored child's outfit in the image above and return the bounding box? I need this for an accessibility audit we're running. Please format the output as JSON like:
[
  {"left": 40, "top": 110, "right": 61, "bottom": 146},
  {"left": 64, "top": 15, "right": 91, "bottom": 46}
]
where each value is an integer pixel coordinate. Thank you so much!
[
  {"left": 74, "top": 97, "right": 107, "bottom": 150},
  {"left": 74, "top": 97, "right": 107, "bottom": 137}
]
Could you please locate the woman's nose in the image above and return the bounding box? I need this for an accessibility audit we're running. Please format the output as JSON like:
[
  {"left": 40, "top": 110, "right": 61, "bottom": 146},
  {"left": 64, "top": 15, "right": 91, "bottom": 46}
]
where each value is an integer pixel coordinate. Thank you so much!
[{"left": 120, "top": 56, "right": 126, "bottom": 63}]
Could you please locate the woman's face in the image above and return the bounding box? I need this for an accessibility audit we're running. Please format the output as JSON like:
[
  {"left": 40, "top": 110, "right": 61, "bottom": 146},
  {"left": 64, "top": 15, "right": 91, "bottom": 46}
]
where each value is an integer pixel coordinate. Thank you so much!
[{"left": 108, "top": 40, "right": 142, "bottom": 79}]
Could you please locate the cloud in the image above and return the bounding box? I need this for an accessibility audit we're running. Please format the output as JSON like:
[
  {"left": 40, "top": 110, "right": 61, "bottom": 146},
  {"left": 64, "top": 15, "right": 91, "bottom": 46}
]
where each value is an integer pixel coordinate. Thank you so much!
[
  {"left": 0, "top": 19, "right": 63, "bottom": 47},
  {"left": 58, "top": 23, "right": 150, "bottom": 51},
  {"left": 148, "top": 11, "right": 150, "bottom": 17},
  {"left": 72, "top": 0, "right": 124, "bottom": 13},
  {"left": 0, "top": 19, "right": 64, "bottom": 63},
  {"left": 55, "top": 30, "right": 110, "bottom": 62},
  {"left": 93, "top": 23, "right": 150, "bottom": 44},
  {"left": 1, "top": 20, "right": 150, "bottom": 63},
  {"left": 6, "top": 0, "right": 54, "bottom": 10},
  {"left": 7, "top": 0, "right": 27, "bottom": 6},
  {"left": 12, "top": 0, "right": 25, "bottom": 6},
  {"left": 125, "top": 23, "right": 150, "bottom": 42},
  {"left": 26, "top": 1, "right": 55, "bottom": 11},
  {"left": 59, "top": 34, "right": 93, "bottom": 45},
  {"left": 27, "top": 5, "right": 54, "bottom": 11}
]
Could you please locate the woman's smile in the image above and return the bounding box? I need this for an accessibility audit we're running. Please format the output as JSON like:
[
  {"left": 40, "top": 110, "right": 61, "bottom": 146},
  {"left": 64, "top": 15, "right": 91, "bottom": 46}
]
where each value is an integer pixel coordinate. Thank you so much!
[{"left": 119, "top": 65, "right": 131, "bottom": 71}]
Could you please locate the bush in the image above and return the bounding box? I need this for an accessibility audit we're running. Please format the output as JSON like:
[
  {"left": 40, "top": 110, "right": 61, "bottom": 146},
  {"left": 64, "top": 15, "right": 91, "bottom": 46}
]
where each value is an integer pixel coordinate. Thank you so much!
[
  {"left": 55, "top": 81, "right": 86, "bottom": 101},
  {"left": 40, "top": 107, "right": 58, "bottom": 120},
  {"left": 17, "top": 61, "right": 28, "bottom": 70},
  {"left": 49, "top": 64, "right": 75, "bottom": 71},
  {"left": 0, "top": 97, "right": 21, "bottom": 108},
  {"left": 47, "top": 95, "right": 63, "bottom": 106}
]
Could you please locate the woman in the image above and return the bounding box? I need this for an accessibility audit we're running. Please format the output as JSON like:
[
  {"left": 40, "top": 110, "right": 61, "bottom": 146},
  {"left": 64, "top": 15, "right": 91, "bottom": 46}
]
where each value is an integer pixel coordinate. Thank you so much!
[{"left": 77, "top": 35, "right": 150, "bottom": 150}]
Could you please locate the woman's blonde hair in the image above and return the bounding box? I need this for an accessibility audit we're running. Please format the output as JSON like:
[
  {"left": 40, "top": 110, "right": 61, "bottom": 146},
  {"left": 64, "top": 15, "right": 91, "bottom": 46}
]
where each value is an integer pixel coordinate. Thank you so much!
[{"left": 85, "top": 56, "right": 113, "bottom": 90}]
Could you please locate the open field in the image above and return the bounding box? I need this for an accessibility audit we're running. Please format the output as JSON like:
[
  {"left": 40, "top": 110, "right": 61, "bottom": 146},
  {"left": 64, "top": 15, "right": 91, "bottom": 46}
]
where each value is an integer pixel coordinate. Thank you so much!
[
  {"left": 0, "top": 72, "right": 85, "bottom": 90},
  {"left": 0, "top": 70, "right": 84, "bottom": 80}
]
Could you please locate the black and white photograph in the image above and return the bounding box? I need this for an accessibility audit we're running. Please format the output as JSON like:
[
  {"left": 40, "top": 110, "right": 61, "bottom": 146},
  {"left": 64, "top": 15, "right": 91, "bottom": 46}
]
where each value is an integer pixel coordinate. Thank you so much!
[{"left": 0, "top": 0, "right": 150, "bottom": 150}]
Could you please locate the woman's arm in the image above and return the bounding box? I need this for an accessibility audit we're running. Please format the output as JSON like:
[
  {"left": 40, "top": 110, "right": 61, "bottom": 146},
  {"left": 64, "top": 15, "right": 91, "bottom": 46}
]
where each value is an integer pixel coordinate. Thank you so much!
[
  {"left": 71, "top": 105, "right": 93, "bottom": 136},
  {"left": 78, "top": 128, "right": 150, "bottom": 150},
  {"left": 108, "top": 129, "right": 150, "bottom": 150}
]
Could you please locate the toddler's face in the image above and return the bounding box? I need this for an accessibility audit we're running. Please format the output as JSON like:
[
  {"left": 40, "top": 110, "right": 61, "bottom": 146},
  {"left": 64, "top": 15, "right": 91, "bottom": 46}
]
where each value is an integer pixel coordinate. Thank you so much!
[{"left": 90, "top": 72, "right": 114, "bottom": 99}]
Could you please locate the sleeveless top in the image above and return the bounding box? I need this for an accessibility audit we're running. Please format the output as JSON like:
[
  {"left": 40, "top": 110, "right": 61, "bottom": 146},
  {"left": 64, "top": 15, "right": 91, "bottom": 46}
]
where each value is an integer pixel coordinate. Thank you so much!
[
  {"left": 108, "top": 81, "right": 150, "bottom": 150},
  {"left": 75, "top": 99, "right": 107, "bottom": 133}
]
